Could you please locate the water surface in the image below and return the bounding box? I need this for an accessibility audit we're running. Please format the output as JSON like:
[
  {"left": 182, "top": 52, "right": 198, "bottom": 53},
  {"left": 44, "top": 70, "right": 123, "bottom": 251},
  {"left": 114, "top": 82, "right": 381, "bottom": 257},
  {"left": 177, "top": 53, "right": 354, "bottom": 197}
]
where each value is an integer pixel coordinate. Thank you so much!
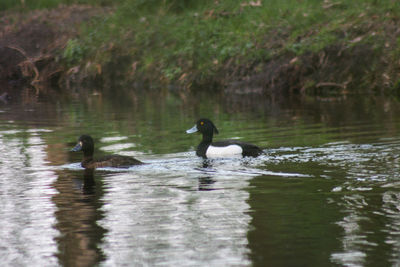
[{"left": 1, "top": 90, "right": 400, "bottom": 266}]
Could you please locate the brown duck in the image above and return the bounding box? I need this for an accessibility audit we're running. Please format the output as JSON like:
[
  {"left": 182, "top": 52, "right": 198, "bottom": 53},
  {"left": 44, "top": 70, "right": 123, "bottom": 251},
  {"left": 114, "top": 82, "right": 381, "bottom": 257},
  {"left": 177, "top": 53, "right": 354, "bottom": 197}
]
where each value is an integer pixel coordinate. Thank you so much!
[{"left": 71, "top": 135, "right": 143, "bottom": 168}]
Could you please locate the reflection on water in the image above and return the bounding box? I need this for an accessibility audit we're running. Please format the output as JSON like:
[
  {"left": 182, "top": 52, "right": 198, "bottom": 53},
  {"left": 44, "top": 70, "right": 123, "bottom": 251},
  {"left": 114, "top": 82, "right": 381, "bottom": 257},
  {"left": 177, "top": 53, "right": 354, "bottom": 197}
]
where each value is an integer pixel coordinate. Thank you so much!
[
  {"left": 53, "top": 168, "right": 106, "bottom": 267},
  {"left": 0, "top": 128, "right": 58, "bottom": 266},
  {"left": 98, "top": 157, "right": 254, "bottom": 266},
  {"left": 1, "top": 91, "right": 400, "bottom": 266}
]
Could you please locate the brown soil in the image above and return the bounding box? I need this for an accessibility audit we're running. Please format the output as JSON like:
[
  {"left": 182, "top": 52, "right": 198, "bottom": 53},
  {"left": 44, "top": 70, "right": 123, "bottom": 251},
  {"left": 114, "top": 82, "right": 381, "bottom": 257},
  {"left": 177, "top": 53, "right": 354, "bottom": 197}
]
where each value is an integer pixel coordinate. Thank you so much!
[{"left": 0, "top": 5, "right": 109, "bottom": 97}]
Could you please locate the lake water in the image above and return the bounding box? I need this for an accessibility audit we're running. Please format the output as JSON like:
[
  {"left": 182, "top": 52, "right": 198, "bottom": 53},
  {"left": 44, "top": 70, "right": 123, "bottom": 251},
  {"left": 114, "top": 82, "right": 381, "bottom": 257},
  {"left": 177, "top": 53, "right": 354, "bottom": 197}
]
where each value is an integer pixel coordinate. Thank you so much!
[{"left": 1, "top": 88, "right": 400, "bottom": 266}]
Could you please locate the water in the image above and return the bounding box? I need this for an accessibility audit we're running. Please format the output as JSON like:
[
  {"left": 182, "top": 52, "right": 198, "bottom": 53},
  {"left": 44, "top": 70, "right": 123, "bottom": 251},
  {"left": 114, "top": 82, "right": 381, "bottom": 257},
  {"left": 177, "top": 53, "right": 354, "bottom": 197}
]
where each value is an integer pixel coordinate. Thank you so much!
[{"left": 1, "top": 89, "right": 400, "bottom": 266}]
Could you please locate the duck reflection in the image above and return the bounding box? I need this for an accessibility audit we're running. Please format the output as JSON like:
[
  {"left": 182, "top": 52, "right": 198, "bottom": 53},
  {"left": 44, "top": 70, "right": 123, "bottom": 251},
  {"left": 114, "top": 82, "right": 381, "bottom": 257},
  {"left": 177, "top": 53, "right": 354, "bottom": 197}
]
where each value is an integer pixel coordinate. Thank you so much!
[
  {"left": 52, "top": 169, "right": 106, "bottom": 267},
  {"left": 201, "top": 159, "right": 213, "bottom": 169},
  {"left": 196, "top": 159, "right": 216, "bottom": 191},
  {"left": 81, "top": 169, "right": 96, "bottom": 195},
  {"left": 198, "top": 176, "right": 216, "bottom": 191}
]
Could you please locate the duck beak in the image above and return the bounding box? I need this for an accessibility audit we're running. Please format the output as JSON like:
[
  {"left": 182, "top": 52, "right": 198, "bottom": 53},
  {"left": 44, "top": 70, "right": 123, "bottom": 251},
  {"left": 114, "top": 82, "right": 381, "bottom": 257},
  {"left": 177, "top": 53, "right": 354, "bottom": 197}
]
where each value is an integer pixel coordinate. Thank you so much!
[
  {"left": 71, "top": 142, "right": 82, "bottom": 152},
  {"left": 186, "top": 125, "right": 198, "bottom": 134}
]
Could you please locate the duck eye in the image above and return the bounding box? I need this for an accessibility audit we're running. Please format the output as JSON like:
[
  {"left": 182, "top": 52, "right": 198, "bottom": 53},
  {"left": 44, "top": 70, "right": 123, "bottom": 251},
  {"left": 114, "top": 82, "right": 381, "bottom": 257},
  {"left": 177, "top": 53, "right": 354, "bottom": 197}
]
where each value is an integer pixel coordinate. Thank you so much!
[{"left": 200, "top": 121, "right": 204, "bottom": 125}]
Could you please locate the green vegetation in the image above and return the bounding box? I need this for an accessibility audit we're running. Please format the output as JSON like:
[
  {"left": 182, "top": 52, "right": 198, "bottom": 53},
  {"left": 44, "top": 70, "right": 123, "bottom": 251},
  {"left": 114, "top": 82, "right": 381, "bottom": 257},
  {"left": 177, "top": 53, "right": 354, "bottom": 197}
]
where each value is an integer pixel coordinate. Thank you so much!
[
  {"left": 70, "top": 0, "right": 400, "bottom": 92},
  {"left": 3, "top": 0, "right": 400, "bottom": 94},
  {"left": 63, "top": 39, "right": 87, "bottom": 65}
]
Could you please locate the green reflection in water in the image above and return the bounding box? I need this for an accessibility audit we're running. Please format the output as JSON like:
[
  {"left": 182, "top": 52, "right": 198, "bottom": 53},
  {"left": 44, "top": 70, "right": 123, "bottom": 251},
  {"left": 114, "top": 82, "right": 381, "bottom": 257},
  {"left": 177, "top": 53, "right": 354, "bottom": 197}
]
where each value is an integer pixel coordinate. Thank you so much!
[{"left": 247, "top": 171, "right": 343, "bottom": 266}]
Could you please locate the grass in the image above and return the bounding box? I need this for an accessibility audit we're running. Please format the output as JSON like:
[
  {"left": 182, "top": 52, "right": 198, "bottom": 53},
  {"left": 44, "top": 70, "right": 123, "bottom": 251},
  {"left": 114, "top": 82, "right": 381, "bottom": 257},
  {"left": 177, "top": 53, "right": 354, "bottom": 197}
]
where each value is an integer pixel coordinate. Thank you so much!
[
  {"left": 3, "top": 0, "right": 400, "bottom": 91},
  {"left": 2, "top": 0, "right": 381, "bottom": 93},
  {"left": 72, "top": 0, "right": 399, "bottom": 88}
]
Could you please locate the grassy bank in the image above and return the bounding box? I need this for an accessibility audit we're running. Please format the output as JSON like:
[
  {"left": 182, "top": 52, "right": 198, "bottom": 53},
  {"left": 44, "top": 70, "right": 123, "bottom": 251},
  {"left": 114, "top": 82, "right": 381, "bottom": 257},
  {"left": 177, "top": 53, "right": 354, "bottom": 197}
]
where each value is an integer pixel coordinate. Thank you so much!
[
  {"left": 3, "top": 0, "right": 400, "bottom": 95},
  {"left": 66, "top": 0, "right": 400, "bottom": 94}
]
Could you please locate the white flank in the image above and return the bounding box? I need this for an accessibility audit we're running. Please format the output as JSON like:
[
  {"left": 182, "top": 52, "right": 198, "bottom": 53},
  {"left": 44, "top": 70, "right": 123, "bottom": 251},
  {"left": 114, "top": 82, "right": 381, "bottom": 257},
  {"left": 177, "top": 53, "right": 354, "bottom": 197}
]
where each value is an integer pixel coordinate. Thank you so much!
[{"left": 206, "top": 144, "right": 243, "bottom": 158}]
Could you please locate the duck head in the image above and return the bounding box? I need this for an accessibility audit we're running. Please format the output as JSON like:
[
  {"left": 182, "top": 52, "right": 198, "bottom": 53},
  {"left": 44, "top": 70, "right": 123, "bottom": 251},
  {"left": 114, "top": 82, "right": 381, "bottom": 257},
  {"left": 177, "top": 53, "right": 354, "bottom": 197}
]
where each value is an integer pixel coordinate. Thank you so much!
[
  {"left": 186, "top": 118, "right": 219, "bottom": 136},
  {"left": 71, "top": 135, "right": 94, "bottom": 157}
]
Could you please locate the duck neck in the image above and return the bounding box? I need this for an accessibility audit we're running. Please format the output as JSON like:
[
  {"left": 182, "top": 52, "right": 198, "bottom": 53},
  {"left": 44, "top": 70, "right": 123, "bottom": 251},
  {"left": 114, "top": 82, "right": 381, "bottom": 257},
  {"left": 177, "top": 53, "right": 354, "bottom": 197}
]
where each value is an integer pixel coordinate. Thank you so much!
[
  {"left": 82, "top": 149, "right": 94, "bottom": 165},
  {"left": 201, "top": 132, "right": 213, "bottom": 144},
  {"left": 197, "top": 133, "right": 213, "bottom": 158},
  {"left": 81, "top": 155, "right": 94, "bottom": 168},
  {"left": 83, "top": 155, "right": 93, "bottom": 161}
]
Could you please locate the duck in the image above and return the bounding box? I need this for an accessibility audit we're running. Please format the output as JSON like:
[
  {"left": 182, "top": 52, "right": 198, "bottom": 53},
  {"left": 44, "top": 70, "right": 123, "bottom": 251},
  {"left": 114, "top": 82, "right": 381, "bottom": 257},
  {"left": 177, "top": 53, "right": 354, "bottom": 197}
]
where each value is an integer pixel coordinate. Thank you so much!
[
  {"left": 186, "top": 118, "right": 263, "bottom": 158},
  {"left": 71, "top": 135, "right": 143, "bottom": 168}
]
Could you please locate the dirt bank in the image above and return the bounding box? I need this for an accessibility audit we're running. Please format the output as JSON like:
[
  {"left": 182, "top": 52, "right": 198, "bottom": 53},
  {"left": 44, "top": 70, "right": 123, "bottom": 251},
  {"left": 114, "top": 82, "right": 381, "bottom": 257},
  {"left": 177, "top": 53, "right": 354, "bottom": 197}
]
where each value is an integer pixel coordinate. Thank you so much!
[{"left": 0, "top": 5, "right": 109, "bottom": 97}]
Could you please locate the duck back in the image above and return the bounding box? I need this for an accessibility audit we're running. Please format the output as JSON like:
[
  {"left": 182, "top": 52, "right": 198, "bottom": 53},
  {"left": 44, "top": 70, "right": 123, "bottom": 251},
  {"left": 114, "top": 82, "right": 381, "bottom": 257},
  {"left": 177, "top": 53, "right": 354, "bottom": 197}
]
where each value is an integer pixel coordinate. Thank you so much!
[
  {"left": 82, "top": 155, "right": 143, "bottom": 169},
  {"left": 212, "top": 140, "right": 263, "bottom": 157}
]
